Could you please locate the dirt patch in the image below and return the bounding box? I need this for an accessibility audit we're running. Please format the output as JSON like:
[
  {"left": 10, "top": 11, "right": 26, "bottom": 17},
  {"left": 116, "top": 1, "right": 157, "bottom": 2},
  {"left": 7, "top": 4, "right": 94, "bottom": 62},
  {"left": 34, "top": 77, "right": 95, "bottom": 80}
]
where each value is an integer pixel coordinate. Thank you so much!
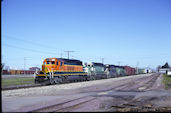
[{"left": 106, "top": 95, "right": 171, "bottom": 112}]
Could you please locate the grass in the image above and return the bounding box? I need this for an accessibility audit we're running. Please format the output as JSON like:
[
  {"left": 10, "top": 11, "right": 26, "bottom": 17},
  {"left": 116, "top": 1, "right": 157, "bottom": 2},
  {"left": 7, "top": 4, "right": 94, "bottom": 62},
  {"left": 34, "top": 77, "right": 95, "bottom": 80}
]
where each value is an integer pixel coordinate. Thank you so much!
[
  {"left": 163, "top": 74, "right": 171, "bottom": 90},
  {"left": 1, "top": 77, "right": 35, "bottom": 87}
]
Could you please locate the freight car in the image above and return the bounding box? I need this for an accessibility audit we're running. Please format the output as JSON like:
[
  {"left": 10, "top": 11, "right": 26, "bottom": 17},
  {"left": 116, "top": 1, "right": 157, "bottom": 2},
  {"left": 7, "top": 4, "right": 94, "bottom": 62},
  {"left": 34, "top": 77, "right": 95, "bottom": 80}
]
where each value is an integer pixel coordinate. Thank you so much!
[
  {"left": 138, "top": 69, "right": 152, "bottom": 74},
  {"left": 2, "top": 70, "right": 11, "bottom": 75},
  {"left": 131, "top": 67, "right": 136, "bottom": 75},
  {"left": 124, "top": 66, "right": 136, "bottom": 76},
  {"left": 20, "top": 70, "right": 35, "bottom": 74},
  {"left": 84, "top": 62, "right": 106, "bottom": 80},
  {"left": 10, "top": 70, "right": 21, "bottom": 75},
  {"left": 34, "top": 58, "right": 87, "bottom": 84}
]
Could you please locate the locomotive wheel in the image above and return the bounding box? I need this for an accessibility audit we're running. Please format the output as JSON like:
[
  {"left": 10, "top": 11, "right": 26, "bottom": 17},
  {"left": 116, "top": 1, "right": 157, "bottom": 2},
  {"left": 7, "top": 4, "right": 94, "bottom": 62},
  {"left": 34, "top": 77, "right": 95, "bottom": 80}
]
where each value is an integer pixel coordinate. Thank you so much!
[
  {"left": 86, "top": 76, "right": 90, "bottom": 81},
  {"left": 84, "top": 76, "right": 87, "bottom": 81},
  {"left": 54, "top": 77, "right": 63, "bottom": 84},
  {"left": 54, "top": 79, "right": 59, "bottom": 84},
  {"left": 107, "top": 74, "right": 111, "bottom": 79},
  {"left": 50, "top": 78, "right": 55, "bottom": 85},
  {"left": 90, "top": 75, "right": 95, "bottom": 80},
  {"left": 34, "top": 80, "right": 39, "bottom": 84},
  {"left": 85, "top": 76, "right": 88, "bottom": 81}
]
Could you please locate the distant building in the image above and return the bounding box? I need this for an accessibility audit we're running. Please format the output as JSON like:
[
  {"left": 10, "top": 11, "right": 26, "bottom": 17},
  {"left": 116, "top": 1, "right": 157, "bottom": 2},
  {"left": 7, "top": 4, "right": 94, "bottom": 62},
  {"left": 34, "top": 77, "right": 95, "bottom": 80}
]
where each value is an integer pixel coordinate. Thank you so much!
[
  {"left": 159, "top": 62, "right": 171, "bottom": 75},
  {"left": 167, "top": 71, "right": 171, "bottom": 76},
  {"left": 4, "top": 66, "right": 10, "bottom": 71},
  {"left": 29, "top": 67, "right": 40, "bottom": 71},
  {"left": 159, "top": 68, "right": 171, "bottom": 75}
]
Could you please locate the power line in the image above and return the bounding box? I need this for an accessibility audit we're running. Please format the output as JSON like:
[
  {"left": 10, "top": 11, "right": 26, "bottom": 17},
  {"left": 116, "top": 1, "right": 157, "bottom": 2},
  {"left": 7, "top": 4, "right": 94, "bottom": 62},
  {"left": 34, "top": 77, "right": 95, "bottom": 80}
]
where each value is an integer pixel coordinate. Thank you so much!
[
  {"left": 23, "top": 57, "right": 31, "bottom": 73},
  {"left": 101, "top": 58, "right": 104, "bottom": 64},
  {"left": 2, "top": 34, "right": 58, "bottom": 50},
  {"left": 2, "top": 43, "right": 59, "bottom": 55},
  {"left": 118, "top": 61, "right": 120, "bottom": 66},
  {"left": 64, "top": 51, "right": 74, "bottom": 59},
  {"left": 61, "top": 53, "right": 63, "bottom": 58}
]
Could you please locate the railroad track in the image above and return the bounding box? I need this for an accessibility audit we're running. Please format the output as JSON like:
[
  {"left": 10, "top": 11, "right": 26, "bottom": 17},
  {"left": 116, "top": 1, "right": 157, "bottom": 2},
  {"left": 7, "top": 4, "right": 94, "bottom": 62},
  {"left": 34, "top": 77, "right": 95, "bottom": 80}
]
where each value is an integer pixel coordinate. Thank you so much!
[
  {"left": 2, "top": 73, "right": 157, "bottom": 91},
  {"left": 2, "top": 84, "right": 45, "bottom": 91},
  {"left": 1, "top": 81, "right": 76, "bottom": 91},
  {"left": 3, "top": 73, "right": 165, "bottom": 112},
  {"left": 79, "top": 73, "right": 159, "bottom": 93},
  {"left": 29, "top": 73, "right": 160, "bottom": 112},
  {"left": 30, "top": 96, "right": 97, "bottom": 112},
  {"left": 0, "top": 75, "right": 128, "bottom": 91},
  {"left": 111, "top": 73, "right": 160, "bottom": 92}
]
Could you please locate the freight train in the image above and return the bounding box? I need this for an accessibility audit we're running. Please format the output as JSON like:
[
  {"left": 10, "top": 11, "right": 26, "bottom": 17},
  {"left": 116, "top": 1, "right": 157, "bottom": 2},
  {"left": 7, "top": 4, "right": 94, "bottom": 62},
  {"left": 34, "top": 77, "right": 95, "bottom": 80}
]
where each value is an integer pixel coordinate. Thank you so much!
[
  {"left": 34, "top": 58, "right": 152, "bottom": 84},
  {"left": 2, "top": 69, "right": 35, "bottom": 75}
]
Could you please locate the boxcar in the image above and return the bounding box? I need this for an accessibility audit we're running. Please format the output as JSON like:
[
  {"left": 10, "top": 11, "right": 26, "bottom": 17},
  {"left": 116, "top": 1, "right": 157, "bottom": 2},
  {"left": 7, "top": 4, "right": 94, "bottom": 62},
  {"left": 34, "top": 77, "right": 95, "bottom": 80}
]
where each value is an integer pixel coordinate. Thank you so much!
[
  {"left": 131, "top": 67, "right": 136, "bottom": 75},
  {"left": 124, "top": 66, "right": 136, "bottom": 76},
  {"left": 10, "top": 70, "right": 17, "bottom": 75},
  {"left": 2, "top": 70, "right": 11, "bottom": 74},
  {"left": 138, "top": 68, "right": 147, "bottom": 74},
  {"left": 124, "top": 66, "right": 132, "bottom": 75}
]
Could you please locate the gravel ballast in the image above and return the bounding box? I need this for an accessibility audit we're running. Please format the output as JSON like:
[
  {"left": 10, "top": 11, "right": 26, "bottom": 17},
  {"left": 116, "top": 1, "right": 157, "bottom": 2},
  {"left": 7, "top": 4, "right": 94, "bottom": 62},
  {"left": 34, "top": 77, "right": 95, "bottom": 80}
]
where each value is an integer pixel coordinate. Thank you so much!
[{"left": 2, "top": 74, "right": 153, "bottom": 97}]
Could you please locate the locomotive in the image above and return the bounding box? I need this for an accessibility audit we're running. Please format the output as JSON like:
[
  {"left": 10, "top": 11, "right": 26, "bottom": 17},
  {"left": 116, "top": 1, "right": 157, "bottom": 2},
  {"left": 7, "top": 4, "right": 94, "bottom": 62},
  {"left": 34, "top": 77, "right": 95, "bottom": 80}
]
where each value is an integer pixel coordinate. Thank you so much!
[
  {"left": 34, "top": 58, "right": 87, "bottom": 84},
  {"left": 83, "top": 62, "right": 106, "bottom": 80},
  {"left": 34, "top": 58, "right": 152, "bottom": 84}
]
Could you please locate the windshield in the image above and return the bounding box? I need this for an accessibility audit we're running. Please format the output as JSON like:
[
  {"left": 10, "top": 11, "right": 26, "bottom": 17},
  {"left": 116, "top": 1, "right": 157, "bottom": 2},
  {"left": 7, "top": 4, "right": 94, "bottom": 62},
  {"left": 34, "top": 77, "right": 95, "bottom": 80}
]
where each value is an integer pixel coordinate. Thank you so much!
[{"left": 46, "top": 61, "right": 55, "bottom": 64}]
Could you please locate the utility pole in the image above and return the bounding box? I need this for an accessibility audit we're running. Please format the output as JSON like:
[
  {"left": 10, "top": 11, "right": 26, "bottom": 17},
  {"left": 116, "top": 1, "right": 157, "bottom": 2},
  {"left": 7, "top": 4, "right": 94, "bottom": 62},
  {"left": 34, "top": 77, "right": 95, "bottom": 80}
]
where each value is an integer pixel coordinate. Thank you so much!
[
  {"left": 136, "top": 62, "right": 139, "bottom": 74},
  {"left": 118, "top": 61, "right": 120, "bottom": 66},
  {"left": 136, "top": 62, "right": 139, "bottom": 68},
  {"left": 24, "top": 57, "right": 31, "bottom": 75},
  {"left": 24, "top": 57, "right": 26, "bottom": 75},
  {"left": 64, "top": 51, "right": 74, "bottom": 59},
  {"left": 101, "top": 58, "right": 104, "bottom": 64},
  {"left": 61, "top": 53, "right": 63, "bottom": 58}
]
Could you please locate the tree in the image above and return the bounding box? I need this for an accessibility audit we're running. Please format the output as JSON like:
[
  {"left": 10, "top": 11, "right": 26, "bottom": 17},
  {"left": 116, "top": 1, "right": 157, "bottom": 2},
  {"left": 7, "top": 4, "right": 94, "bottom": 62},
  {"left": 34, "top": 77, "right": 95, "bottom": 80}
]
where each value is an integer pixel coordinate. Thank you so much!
[
  {"left": 156, "top": 65, "right": 161, "bottom": 72},
  {"left": 1, "top": 63, "right": 5, "bottom": 74},
  {"left": 1, "top": 63, "right": 5, "bottom": 70},
  {"left": 161, "top": 62, "right": 170, "bottom": 68}
]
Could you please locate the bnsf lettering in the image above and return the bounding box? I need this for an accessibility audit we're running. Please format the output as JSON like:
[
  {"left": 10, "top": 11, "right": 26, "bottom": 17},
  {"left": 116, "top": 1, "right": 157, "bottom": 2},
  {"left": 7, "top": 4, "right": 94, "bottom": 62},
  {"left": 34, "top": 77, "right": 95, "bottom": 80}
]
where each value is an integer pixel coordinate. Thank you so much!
[{"left": 67, "top": 66, "right": 74, "bottom": 70}]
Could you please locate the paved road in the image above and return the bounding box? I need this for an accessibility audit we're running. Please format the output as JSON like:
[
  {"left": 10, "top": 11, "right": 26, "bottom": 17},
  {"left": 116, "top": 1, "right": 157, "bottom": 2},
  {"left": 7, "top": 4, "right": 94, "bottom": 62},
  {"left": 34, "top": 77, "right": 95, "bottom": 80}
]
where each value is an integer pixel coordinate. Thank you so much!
[{"left": 2, "top": 73, "right": 171, "bottom": 112}]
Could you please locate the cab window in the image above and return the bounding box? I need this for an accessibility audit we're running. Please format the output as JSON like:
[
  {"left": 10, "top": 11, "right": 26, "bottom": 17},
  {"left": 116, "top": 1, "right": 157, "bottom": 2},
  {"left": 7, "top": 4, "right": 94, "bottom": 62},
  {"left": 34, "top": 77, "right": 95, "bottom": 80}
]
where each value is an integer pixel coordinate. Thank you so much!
[
  {"left": 60, "top": 62, "right": 62, "bottom": 66},
  {"left": 44, "top": 62, "right": 46, "bottom": 65},
  {"left": 56, "top": 62, "right": 58, "bottom": 65},
  {"left": 47, "top": 61, "right": 50, "bottom": 64},
  {"left": 52, "top": 61, "right": 55, "bottom": 64}
]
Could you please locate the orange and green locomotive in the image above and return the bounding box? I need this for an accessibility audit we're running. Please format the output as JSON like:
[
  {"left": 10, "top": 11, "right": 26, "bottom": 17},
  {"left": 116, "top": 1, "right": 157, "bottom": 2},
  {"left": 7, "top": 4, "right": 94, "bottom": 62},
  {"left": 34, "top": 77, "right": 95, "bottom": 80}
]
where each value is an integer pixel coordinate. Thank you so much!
[{"left": 34, "top": 58, "right": 87, "bottom": 84}]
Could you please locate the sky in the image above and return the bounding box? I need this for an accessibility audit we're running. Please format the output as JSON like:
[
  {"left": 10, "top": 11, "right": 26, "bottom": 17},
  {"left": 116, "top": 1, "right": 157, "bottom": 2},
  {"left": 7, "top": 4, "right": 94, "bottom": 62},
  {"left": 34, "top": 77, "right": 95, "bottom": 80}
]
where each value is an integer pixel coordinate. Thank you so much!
[{"left": 1, "top": 0, "right": 171, "bottom": 70}]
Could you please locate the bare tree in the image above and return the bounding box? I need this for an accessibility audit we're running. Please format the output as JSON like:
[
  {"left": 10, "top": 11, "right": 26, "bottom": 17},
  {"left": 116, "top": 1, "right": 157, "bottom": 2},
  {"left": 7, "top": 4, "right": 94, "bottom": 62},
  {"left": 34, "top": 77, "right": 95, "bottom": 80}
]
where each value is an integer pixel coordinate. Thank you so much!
[
  {"left": 1, "top": 63, "right": 5, "bottom": 74},
  {"left": 156, "top": 65, "right": 161, "bottom": 72},
  {"left": 1, "top": 63, "right": 5, "bottom": 70},
  {"left": 162, "top": 62, "right": 170, "bottom": 68}
]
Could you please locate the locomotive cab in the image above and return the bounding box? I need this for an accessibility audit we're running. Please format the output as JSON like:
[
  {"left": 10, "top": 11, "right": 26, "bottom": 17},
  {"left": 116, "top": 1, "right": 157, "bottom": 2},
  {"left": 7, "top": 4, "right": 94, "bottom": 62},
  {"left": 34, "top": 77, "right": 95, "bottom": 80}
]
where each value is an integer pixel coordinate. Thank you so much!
[{"left": 42, "top": 58, "right": 64, "bottom": 74}]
